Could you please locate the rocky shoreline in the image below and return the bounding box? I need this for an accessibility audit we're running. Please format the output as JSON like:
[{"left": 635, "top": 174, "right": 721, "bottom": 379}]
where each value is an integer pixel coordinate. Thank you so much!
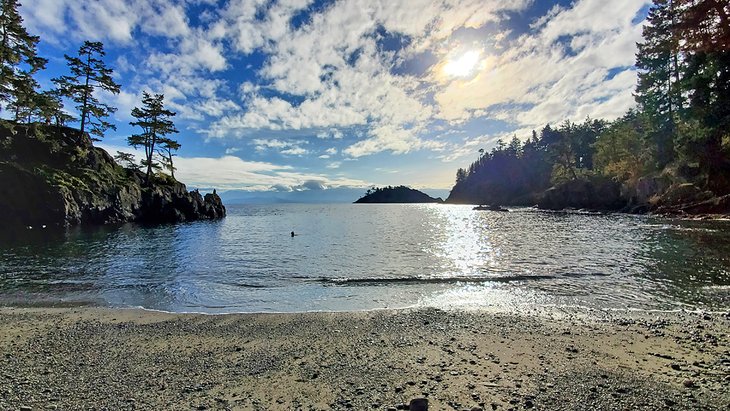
[{"left": 0, "top": 307, "right": 727, "bottom": 410}]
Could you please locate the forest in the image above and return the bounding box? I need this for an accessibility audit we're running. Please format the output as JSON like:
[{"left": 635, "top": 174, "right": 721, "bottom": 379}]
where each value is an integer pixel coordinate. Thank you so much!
[{"left": 448, "top": 0, "right": 730, "bottom": 211}]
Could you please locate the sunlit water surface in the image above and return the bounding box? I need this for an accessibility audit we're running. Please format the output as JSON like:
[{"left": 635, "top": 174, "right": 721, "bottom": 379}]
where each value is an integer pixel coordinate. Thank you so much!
[{"left": 1, "top": 204, "right": 729, "bottom": 313}]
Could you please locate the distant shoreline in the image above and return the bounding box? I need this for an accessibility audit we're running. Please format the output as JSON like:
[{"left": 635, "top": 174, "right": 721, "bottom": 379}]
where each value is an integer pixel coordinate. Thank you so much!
[{"left": 1, "top": 306, "right": 727, "bottom": 410}]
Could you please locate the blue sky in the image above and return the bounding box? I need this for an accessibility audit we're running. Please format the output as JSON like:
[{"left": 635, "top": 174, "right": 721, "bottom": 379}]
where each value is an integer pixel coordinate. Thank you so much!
[{"left": 21, "top": 0, "right": 651, "bottom": 193}]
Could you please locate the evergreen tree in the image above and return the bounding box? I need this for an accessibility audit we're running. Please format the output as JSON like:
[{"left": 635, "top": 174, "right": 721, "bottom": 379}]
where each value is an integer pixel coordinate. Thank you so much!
[
  {"left": 53, "top": 41, "right": 120, "bottom": 139},
  {"left": 6, "top": 69, "right": 36, "bottom": 122},
  {"left": 127, "top": 92, "right": 179, "bottom": 181},
  {"left": 114, "top": 151, "right": 140, "bottom": 170},
  {"left": 34, "top": 89, "right": 72, "bottom": 126},
  {"left": 0, "top": 0, "right": 46, "bottom": 115},
  {"left": 635, "top": 0, "right": 682, "bottom": 167},
  {"left": 673, "top": 0, "right": 730, "bottom": 189},
  {"left": 157, "top": 136, "right": 180, "bottom": 179}
]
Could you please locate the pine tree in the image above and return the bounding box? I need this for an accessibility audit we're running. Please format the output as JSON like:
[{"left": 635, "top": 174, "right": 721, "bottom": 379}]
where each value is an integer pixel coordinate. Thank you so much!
[
  {"left": 34, "top": 89, "right": 72, "bottom": 126},
  {"left": 0, "top": 0, "right": 46, "bottom": 116},
  {"left": 127, "top": 92, "right": 179, "bottom": 181},
  {"left": 114, "top": 151, "right": 140, "bottom": 170},
  {"left": 635, "top": 0, "right": 683, "bottom": 167},
  {"left": 157, "top": 136, "right": 181, "bottom": 179},
  {"left": 53, "top": 41, "right": 120, "bottom": 139}
]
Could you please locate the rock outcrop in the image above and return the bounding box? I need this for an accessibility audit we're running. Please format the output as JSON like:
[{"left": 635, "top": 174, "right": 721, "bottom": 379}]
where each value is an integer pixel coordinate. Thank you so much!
[
  {"left": 0, "top": 123, "right": 225, "bottom": 228},
  {"left": 537, "top": 176, "right": 625, "bottom": 211}
]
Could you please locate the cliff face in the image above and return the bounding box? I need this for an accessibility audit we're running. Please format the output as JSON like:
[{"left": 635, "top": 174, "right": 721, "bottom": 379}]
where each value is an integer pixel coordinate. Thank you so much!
[{"left": 0, "top": 123, "right": 225, "bottom": 228}]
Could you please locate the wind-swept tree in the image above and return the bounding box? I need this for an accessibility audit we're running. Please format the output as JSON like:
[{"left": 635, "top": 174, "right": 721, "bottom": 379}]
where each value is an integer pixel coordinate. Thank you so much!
[
  {"left": 157, "top": 136, "right": 181, "bottom": 179},
  {"left": 127, "top": 92, "right": 179, "bottom": 181},
  {"left": 53, "top": 41, "right": 120, "bottom": 139},
  {"left": 114, "top": 151, "right": 140, "bottom": 171},
  {"left": 0, "top": 0, "right": 46, "bottom": 115}
]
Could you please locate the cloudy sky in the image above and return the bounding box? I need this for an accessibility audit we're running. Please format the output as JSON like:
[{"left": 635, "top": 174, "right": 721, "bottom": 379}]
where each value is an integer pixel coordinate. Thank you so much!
[{"left": 21, "top": 0, "right": 651, "bottom": 192}]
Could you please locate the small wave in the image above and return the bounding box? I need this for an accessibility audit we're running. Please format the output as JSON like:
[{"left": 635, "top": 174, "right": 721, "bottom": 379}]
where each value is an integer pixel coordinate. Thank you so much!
[
  {"left": 316, "top": 274, "right": 557, "bottom": 286},
  {"left": 644, "top": 224, "right": 720, "bottom": 233},
  {"left": 216, "top": 281, "right": 270, "bottom": 289}
]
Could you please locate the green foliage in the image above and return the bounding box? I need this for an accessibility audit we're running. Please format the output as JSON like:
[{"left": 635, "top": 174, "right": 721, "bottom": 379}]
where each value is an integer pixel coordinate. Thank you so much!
[
  {"left": 127, "top": 92, "right": 179, "bottom": 181},
  {"left": 114, "top": 151, "right": 140, "bottom": 171},
  {"left": 34, "top": 165, "right": 88, "bottom": 192},
  {"left": 157, "top": 136, "right": 180, "bottom": 179},
  {"left": 0, "top": 0, "right": 47, "bottom": 119},
  {"left": 53, "top": 41, "right": 120, "bottom": 139},
  {"left": 594, "top": 111, "right": 656, "bottom": 184}
]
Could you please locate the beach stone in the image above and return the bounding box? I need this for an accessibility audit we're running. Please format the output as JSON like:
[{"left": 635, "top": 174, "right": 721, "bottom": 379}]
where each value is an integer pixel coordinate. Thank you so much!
[
  {"left": 20, "top": 406, "right": 32, "bottom": 411},
  {"left": 409, "top": 398, "right": 428, "bottom": 411}
]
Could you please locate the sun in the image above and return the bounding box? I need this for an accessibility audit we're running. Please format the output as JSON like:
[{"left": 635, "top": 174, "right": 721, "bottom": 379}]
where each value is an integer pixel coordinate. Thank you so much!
[{"left": 443, "top": 50, "right": 481, "bottom": 78}]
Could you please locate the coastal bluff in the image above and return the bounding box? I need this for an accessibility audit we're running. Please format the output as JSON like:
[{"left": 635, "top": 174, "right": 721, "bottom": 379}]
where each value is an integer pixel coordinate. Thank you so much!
[
  {"left": 354, "top": 186, "right": 443, "bottom": 203},
  {"left": 0, "top": 123, "right": 225, "bottom": 228}
]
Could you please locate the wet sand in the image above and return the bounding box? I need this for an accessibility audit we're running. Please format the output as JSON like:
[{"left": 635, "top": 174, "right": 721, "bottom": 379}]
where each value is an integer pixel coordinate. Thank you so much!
[{"left": 0, "top": 306, "right": 728, "bottom": 410}]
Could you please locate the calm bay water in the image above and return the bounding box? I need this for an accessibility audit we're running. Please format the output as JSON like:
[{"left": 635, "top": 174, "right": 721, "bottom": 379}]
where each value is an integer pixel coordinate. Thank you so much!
[{"left": 1, "top": 204, "right": 729, "bottom": 313}]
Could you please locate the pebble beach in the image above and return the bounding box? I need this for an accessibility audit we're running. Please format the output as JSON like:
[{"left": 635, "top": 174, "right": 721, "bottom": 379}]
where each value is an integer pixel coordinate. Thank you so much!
[{"left": 1, "top": 306, "right": 728, "bottom": 410}]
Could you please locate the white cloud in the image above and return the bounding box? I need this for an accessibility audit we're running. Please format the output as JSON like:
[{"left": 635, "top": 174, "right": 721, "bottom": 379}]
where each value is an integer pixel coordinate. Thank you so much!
[
  {"left": 99, "top": 143, "right": 367, "bottom": 190},
  {"left": 433, "top": 0, "right": 649, "bottom": 129},
  {"left": 24, "top": 0, "right": 651, "bottom": 175}
]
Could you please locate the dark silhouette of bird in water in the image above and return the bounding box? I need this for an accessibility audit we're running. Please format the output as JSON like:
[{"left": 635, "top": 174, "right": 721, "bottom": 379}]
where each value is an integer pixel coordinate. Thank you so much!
[{"left": 291, "top": 231, "right": 295, "bottom": 237}]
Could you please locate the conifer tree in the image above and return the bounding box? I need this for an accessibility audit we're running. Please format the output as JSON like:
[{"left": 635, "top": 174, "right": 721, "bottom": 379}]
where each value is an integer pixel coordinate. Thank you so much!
[
  {"left": 635, "top": 0, "right": 683, "bottom": 167},
  {"left": 53, "top": 41, "right": 120, "bottom": 139},
  {"left": 157, "top": 136, "right": 181, "bottom": 179},
  {"left": 0, "top": 0, "right": 46, "bottom": 115},
  {"left": 127, "top": 92, "right": 179, "bottom": 181}
]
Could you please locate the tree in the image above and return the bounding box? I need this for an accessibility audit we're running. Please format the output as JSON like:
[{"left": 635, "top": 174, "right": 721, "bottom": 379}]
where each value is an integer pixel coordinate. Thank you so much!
[
  {"left": 635, "top": 0, "right": 683, "bottom": 167},
  {"left": 127, "top": 92, "right": 179, "bottom": 181},
  {"left": 157, "top": 136, "right": 180, "bottom": 179},
  {"left": 34, "top": 89, "right": 72, "bottom": 126},
  {"left": 114, "top": 151, "right": 140, "bottom": 170},
  {"left": 455, "top": 168, "right": 467, "bottom": 184},
  {"left": 53, "top": 41, "right": 120, "bottom": 139},
  {"left": 0, "top": 0, "right": 46, "bottom": 116},
  {"left": 594, "top": 110, "right": 656, "bottom": 184},
  {"left": 6, "top": 69, "right": 36, "bottom": 122}
]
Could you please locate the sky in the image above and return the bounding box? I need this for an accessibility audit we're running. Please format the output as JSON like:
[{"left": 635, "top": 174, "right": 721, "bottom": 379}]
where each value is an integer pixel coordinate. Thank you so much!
[{"left": 20, "top": 0, "right": 652, "bottom": 194}]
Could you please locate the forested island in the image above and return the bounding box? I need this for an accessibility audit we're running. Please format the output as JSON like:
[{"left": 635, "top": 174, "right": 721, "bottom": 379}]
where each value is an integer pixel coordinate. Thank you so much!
[
  {"left": 355, "top": 186, "right": 443, "bottom": 203},
  {"left": 0, "top": 1, "right": 224, "bottom": 228},
  {"left": 447, "top": 1, "right": 729, "bottom": 216}
]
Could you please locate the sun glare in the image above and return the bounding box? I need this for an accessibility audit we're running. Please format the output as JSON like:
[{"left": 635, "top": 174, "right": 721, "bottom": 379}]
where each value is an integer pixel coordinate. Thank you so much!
[{"left": 443, "top": 50, "right": 480, "bottom": 78}]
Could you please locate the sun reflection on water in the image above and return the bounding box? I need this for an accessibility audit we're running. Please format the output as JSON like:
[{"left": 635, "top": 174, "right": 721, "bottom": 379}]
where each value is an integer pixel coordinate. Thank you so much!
[{"left": 427, "top": 205, "right": 502, "bottom": 277}]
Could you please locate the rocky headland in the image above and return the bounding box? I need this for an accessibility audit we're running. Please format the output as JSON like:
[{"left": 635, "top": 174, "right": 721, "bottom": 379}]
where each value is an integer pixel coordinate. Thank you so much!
[{"left": 0, "top": 123, "right": 225, "bottom": 228}]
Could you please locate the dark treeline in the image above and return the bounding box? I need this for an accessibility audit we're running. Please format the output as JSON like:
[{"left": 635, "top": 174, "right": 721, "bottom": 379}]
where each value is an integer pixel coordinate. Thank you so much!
[
  {"left": 449, "top": 0, "right": 730, "bottom": 209},
  {"left": 0, "top": 0, "right": 179, "bottom": 182}
]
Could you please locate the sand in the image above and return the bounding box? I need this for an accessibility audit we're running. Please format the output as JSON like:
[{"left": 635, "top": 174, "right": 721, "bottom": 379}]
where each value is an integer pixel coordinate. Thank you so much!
[{"left": 0, "top": 306, "right": 728, "bottom": 410}]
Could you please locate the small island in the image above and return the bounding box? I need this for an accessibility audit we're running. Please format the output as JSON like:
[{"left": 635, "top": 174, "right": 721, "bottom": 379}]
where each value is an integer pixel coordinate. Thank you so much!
[{"left": 354, "top": 185, "right": 443, "bottom": 203}]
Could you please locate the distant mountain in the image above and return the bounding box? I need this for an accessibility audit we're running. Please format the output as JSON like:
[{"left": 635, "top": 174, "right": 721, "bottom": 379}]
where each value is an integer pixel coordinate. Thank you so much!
[
  {"left": 354, "top": 186, "right": 443, "bottom": 203},
  {"left": 220, "top": 187, "right": 449, "bottom": 204}
]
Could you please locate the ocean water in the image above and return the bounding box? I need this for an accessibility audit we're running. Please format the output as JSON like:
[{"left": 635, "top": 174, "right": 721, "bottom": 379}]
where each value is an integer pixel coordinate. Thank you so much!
[{"left": 1, "top": 204, "right": 729, "bottom": 313}]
